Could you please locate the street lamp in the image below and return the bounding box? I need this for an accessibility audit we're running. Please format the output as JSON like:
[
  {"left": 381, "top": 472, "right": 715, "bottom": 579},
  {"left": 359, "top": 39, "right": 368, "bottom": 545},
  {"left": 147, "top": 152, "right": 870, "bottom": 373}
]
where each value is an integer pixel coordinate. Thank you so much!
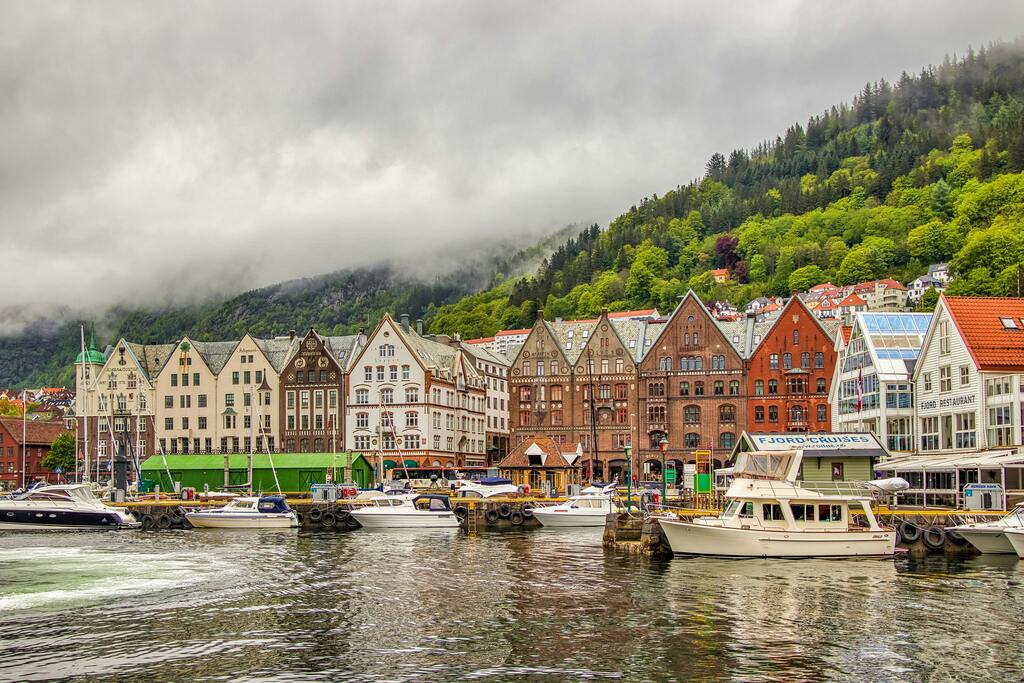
[
  {"left": 658, "top": 434, "right": 668, "bottom": 505},
  {"left": 624, "top": 444, "right": 633, "bottom": 511}
]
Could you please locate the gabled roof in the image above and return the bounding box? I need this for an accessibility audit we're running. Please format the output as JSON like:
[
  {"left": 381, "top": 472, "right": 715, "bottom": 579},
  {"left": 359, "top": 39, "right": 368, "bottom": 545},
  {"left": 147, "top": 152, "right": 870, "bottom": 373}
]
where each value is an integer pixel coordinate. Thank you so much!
[
  {"left": 252, "top": 336, "right": 301, "bottom": 373},
  {"left": 460, "top": 342, "right": 512, "bottom": 367},
  {"left": 0, "top": 418, "right": 70, "bottom": 445},
  {"left": 497, "top": 437, "right": 581, "bottom": 469},
  {"left": 543, "top": 318, "right": 596, "bottom": 365},
  {"left": 322, "top": 335, "right": 361, "bottom": 371},
  {"left": 944, "top": 296, "right": 1024, "bottom": 371},
  {"left": 838, "top": 293, "right": 866, "bottom": 307},
  {"left": 122, "top": 341, "right": 177, "bottom": 382},
  {"left": 495, "top": 328, "right": 532, "bottom": 337},
  {"left": 190, "top": 340, "right": 239, "bottom": 375},
  {"left": 839, "top": 325, "right": 853, "bottom": 344}
]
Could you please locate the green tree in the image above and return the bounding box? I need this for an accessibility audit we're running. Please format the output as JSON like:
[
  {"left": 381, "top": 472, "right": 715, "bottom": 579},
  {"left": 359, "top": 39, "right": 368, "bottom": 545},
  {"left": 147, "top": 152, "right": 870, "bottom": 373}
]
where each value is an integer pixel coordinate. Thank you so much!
[
  {"left": 42, "top": 432, "right": 77, "bottom": 474},
  {"left": 787, "top": 265, "right": 827, "bottom": 293},
  {"left": 837, "top": 249, "right": 874, "bottom": 284},
  {"left": 915, "top": 288, "right": 940, "bottom": 311}
]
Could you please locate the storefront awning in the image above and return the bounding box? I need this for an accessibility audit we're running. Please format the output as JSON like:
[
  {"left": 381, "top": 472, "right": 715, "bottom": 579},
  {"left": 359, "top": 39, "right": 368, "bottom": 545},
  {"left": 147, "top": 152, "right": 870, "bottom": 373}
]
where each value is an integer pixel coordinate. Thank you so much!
[
  {"left": 877, "top": 450, "right": 1024, "bottom": 472},
  {"left": 404, "top": 459, "right": 419, "bottom": 467},
  {"left": 382, "top": 459, "right": 399, "bottom": 469}
]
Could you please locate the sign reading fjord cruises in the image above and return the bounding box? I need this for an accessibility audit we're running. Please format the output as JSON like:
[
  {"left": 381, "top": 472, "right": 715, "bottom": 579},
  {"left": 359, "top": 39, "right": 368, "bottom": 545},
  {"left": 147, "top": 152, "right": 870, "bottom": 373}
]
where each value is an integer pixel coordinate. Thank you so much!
[{"left": 745, "top": 433, "right": 880, "bottom": 452}]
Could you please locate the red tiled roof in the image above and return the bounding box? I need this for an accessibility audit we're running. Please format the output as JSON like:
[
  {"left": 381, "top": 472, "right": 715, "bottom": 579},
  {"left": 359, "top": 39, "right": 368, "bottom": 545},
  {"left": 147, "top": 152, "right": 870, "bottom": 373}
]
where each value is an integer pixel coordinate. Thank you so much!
[
  {"left": 0, "top": 418, "right": 71, "bottom": 446},
  {"left": 810, "top": 282, "right": 838, "bottom": 291},
  {"left": 464, "top": 337, "right": 495, "bottom": 344},
  {"left": 839, "top": 294, "right": 866, "bottom": 307},
  {"left": 840, "top": 325, "right": 853, "bottom": 343},
  {"left": 944, "top": 297, "right": 1024, "bottom": 371},
  {"left": 876, "top": 278, "right": 907, "bottom": 291},
  {"left": 498, "top": 437, "right": 580, "bottom": 469},
  {"left": 495, "top": 328, "right": 532, "bottom": 337}
]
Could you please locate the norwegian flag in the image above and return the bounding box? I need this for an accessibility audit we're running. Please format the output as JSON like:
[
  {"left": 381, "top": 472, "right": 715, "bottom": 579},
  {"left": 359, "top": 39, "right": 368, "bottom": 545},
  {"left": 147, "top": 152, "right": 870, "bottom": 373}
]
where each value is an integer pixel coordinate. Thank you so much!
[{"left": 856, "top": 367, "right": 863, "bottom": 414}]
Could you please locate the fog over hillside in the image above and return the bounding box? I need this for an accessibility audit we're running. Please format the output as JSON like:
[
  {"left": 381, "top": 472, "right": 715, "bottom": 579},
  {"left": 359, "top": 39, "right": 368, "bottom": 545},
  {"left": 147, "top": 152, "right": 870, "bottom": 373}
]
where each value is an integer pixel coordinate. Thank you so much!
[{"left": 1, "top": 1, "right": 1022, "bottom": 323}]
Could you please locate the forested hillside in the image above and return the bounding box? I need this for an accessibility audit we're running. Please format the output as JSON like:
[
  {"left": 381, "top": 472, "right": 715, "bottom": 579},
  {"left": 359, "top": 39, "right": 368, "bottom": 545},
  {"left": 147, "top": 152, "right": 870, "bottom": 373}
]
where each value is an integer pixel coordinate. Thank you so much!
[{"left": 430, "top": 40, "right": 1024, "bottom": 338}]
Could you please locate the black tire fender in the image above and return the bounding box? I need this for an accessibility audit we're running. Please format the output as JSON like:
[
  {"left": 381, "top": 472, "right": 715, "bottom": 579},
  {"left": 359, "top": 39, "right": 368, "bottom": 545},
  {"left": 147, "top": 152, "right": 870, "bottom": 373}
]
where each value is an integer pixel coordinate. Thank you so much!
[
  {"left": 497, "top": 503, "right": 512, "bottom": 519},
  {"left": 157, "top": 513, "right": 172, "bottom": 529},
  {"left": 308, "top": 507, "right": 324, "bottom": 522},
  {"left": 484, "top": 509, "right": 500, "bottom": 524},
  {"left": 453, "top": 505, "right": 469, "bottom": 520},
  {"left": 899, "top": 521, "right": 922, "bottom": 543},
  {"left": 922, "top": 526, "right": 946, "bottom": 550},
  {"left": 321, "top": 511, "right": 337, "bottom": 528},
  {"left": 337, "top": 509, "right": 352, "bottom": 523},
  {"left": 521, "top": 505, "right": 534, "bottom": 518},
  {"left": 510, "top": 511, "right": 524, "bottom": 526},
  {"left": 141, "top": 514, "right": 155, "bottom": 531}
]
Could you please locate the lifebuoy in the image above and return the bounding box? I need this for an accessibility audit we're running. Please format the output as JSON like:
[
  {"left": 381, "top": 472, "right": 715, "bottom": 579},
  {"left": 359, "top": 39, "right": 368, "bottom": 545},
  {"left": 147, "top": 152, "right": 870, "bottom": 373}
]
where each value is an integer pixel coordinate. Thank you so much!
[
  {"left": 922, "top": 526, "right": 946, "bottom": 550},
  {"left": 484, "top": 509, "right": 500, "bottom": 524},
  {"left": 453, "top": 505, "right": 469, "bottom": 520},
  {"left": 510, "top": 511, "right": 524, "bottom": 526},
  {"left": 321, "top": 511, "right": 337, "bottom": 528},
  {"left": 157, "top": 513, "right": 172, "bottom": 529},
  {"left": 308, "top": 507, "right": 324, "bottom": 522},
  {"left": 899, "top": 521, "right": 922, "bottom": 543},
  {"left": 523, "top": 484, "right": 531, "bottom": 495},
  {"left": 141, "top": 514, "right": 155, "bottom": 531},
  {"left": 497, "top": 503, "right": 512, "bottom": 519}
]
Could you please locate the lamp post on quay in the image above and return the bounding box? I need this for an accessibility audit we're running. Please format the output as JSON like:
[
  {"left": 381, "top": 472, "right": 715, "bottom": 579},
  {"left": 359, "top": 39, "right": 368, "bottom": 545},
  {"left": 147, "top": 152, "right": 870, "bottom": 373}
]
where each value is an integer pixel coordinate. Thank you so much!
[
  {"left": 624, "top": 444, "right": 633, "bottom": 511},
  {"left": 658, "top": 434, "right": 668, "bottom": 505}
]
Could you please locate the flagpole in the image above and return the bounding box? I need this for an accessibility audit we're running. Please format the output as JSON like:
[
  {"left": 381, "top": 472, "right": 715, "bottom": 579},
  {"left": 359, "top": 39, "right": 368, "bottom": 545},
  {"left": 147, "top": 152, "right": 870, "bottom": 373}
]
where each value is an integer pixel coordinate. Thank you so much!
[{"left": 80, "top": 325, "right": 90, "bottom": 484}]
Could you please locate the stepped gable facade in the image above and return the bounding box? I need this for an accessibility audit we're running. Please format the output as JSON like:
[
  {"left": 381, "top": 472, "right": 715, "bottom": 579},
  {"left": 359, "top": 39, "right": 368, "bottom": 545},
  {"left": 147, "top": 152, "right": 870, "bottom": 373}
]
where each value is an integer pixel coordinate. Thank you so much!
[{"left": 278, "top": 329, "right": 353, "bottom": 453}]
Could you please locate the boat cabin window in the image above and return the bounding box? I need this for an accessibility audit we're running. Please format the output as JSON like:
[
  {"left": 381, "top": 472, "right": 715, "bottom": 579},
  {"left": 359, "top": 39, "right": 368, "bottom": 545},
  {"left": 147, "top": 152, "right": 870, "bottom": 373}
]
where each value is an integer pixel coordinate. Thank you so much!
[
  {"left": 721, "top": 500, "right": 742, "bottom": 518},
  {"left": 818, "top": 504, "right": 843, "bottom": 522},
  {"left": 456, "top": 490, "right": 482, "bottom": 499},
  {"left": 761, "top": 504, "right": 784, "bottom": 521},
  {"left": 791, "top": 504, "right": 815, "bottom": 521},
  {"left": 415, "top": 498, "right": 449, "bottom": 511},
  {"left": 738, "top": 502, "right": 754, "bottom": 518}
]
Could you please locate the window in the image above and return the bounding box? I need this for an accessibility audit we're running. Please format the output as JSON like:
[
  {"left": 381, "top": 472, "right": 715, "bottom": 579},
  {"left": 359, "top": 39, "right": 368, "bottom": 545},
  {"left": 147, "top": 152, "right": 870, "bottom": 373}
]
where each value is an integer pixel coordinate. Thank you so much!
[
  {"left": 755, "top": 406, "right": 764, "bottom": 422},
  {"left": 815, "top": 352, "right": 824, "bottom": 369},
  {"left": 939, "top": 321, "right": 950, "bottom": 354},
  {"left": 615, "top": 384, "right": 628, "bottom": 399},
  {"left": 768, "top": 406, "right": 778, "bottom": 422},
  {"left": 164, "top": 395, "right": 173, "bottom": 409},
  {"left": 551, "top": 409, "right": 563, "bottom": 425},
  {"left": 255, "top": 370, "right": 263, "bottom": 384},
  {"left": 694, "top": 381, "right": 705, "bottom": 396},
  {"left": 817, "top": 404, "right": 827, "bottom": 422},
  {"left": 170, "top": 374, "right": 177, "bottom": 387},
  {"left": 729, "top": 380, "right": 739, "bottom": 395},
  {"left": 648, "top": 405, "right": 666, "bottom": 422},
  {"left": 232, "top": 371, "right": 239, "bottom": 385},
  {"left": 224, "top": 393, "right": 235, "bottom": 408},
  {"left": 354, "top": 435, "right": 371, "bottom": 451},
  {"left": 955, "top": 412, "right": 976, "bottom": 449},
  {"left": 376, "top": 366, "right": 385, "bottom": 381},
  {"left": 684, "top": 405, "right": 700, "bottom": 423},
  {"left": 754, "top": 380, "right": 764, "bottom": 396},
  {"left": 793, "top": 330, "right": 799, "bottom": 345},
  {"left": 355, "top": 389, "right": 369, "bottom": 404},
  {"left": 768, "top": 380, "right": 778, "bottom": 395},
  {"left": 364, "top": 366, "right": 373, "bottom": 382},
  {"left": 381, "top": 389, "right": 394, "bottom": 404},
  {"left": 616, "top": 408, "right": 627, "bottom": 424},
  {"left": 713, "top": 381, "right": 724, "bottom": 396},
  {"left": 402, "top": 365, "right": 410, "bottom": 380},
  {"left": 801, "top": 352, "right": 810, "bottom": 369},
  {"left": 719, "top": 404, "right": 735, "bottom": 423},
  {"left": 405, "top": 388, "right": 419, "bottom": 402},
  {"left": 762, "top": 503, "right": 784, "bottom": 520},
  {"left": 989, "top": 406, "right": 1012, "bottom": 447},
  {"left": 679, "top": 381, "right": 689, "bottom": 396},
  {"left": 390, "top": 365, "right": 398, "bottom": 381},
  {"left": 329, "top": 390, "right": 337, "bottom": 409},
  {"left": 520, "top": 410, "right": 531, "bottom": 426},
  {"left": 193, "top": 372, "right": 200, "bottom": 386},
  {"left": 923, "top": 373, "right": 932, "bottom": 392},
  {"left": 519, "top": 386, "right": 532, "bottom": 402},
  {"left": 552, "top": 385, "right": 563, "bottom": 402},
  {"left": 599, "top": 384, "right": 611, "bottom": 400},
  {"left": 939, "top": 366, "right": 951, "bottom": 392},
  {"left": 769, "top": 354, "right": 779, "bottom": 369},
  {"left": 379, "top": 344, "right": 395, "bottom": 357},
  {"left": 405, "top": 435, "right": 421, "bottom": 450},
  {"left": 198, "top": 394, "right": 208, "bottom": 408},
  {"left": 405, "top": 411, "right": 418, "bottom": 428},
  {"left": 537, "top": 360, "right": 545, "bottom": 376},
  {"left": 783, "top": 353, "right": 792, "bottom": 370},
  {"left": 198, "top": 416, "right": 207, "bottom": 430},
  {"left": 720, "top": 432, "right": 735, "bottom": 450},
  {"left": 959, "top": 366, "right": 970, "bottom": 387},
  {"left": 164, "top": 417, "right": 173, "bottom": 431},
  {"left": 684, "top": 433, "right": 699, "bottom": 449},
  {"left": 659, "top": 356, "right": 672, "bottom": 371},
  {"left": 816, "top": 378, "right": 826, "bottom": 393},
  {"left": 522, "top": 362, "right": 531, "bottom": 376}
]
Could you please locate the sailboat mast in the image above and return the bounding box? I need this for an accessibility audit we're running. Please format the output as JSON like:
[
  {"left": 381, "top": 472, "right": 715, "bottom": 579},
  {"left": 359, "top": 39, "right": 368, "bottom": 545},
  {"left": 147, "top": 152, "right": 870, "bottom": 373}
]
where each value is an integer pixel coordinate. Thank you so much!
[{"left": 80, "top": 325, "right": 89, "bottom": 484}]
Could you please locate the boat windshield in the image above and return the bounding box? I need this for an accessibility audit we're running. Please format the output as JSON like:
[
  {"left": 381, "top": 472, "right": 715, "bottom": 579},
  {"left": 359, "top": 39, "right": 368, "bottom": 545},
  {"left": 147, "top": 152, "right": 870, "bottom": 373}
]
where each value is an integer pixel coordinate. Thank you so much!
[
  {"left": 733, "top": 451, "right": 796, "bottom": 480},
  {"left": 571, "top": 498, "right": 607, "bottom": 510},
  {"left": 720, "top": 500, "right": 742, "bottom": 518},
  {"left": 1001, "top": 507, "right": 1024, "bottom": 522}
]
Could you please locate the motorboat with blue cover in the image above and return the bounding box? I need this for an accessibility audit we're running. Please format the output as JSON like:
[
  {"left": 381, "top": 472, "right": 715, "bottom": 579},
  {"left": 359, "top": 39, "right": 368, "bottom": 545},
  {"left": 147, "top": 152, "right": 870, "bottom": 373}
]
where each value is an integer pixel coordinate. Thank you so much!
[{"left": 185, "top": 495, "right": 299, "bottom": 529}]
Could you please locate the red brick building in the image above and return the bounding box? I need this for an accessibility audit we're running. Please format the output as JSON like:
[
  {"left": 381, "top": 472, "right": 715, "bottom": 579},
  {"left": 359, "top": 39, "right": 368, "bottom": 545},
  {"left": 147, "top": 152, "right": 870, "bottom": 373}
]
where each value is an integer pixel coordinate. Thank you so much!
[
  {"left": 637, "top": 292, "right": 746, "bottom": 472},
  {"left": 746, "top": 297, "right": 836, "bottom": 433},
  {"left": 0, "top": 418, "right": 73, "bottom": 490}
]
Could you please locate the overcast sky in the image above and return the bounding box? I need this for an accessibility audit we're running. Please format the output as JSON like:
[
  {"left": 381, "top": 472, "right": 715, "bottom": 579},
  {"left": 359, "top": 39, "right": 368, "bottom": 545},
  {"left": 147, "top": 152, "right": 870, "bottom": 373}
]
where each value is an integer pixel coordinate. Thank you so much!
[{"left": 1, "top": 1, "right": 1022, "bottom": 325}]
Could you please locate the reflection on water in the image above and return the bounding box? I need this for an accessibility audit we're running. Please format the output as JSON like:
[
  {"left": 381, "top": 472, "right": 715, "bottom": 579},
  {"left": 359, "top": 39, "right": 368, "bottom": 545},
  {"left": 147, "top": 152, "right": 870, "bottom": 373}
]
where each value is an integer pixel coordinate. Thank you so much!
[{"left": 0, "top": 529, "right": 1020, "bottom": 681}]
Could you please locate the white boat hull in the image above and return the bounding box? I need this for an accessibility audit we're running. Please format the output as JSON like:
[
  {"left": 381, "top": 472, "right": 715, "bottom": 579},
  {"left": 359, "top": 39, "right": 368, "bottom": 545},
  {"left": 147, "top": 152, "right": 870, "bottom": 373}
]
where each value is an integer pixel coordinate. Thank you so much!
[
  {"left": 532, "top": 509, "right": 609, "bottom": 528},
  {"left": 1003, "top": 530, "right": 1024, "bottom": 558},
  {"left": 186, "top": 512, "right": 298, "bottom": 529},
  {"left": 349, "top": 510, "right": 459, "bottom": 529},
  {"left": 661, "top": 519, "right": 896, "bottom": 558},
  {"left": 951, "top": 529, "right": 1015, "bottom": 554}
]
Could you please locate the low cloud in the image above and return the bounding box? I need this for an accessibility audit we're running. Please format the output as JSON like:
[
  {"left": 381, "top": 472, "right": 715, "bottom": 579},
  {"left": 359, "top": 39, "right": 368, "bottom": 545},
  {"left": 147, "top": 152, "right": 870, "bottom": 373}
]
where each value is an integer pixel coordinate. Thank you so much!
[{"left": 1, "top": 1, "right": 1022, "bottom": 323}]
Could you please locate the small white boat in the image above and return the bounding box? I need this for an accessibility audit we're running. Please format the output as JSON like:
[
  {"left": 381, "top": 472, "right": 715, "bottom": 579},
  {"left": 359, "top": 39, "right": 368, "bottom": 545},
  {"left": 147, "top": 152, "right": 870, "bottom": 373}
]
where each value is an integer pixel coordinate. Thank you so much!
[
  {"left": 452, "top": 477, "right": 519, "bottom": 499},
  {"left": 0, "top": 484, "right": 139, "bottom": 530},
  {"left": 185, "top": 495, "right": 299, "bottom": 529},
  {"left": 1000, "top": 528, "right": 1024, "bottom": 558},
  {"left": 947, "top": 505, "right": 1024, "bottom": 554},
  {"left": 531, "top": 493, "right": 618, "bottom": 528},
  {"left": 349, "top": 494, "right": 460, "bottom": 529},
  {"left": 660, "top": 449, "right": 895, "bottom": 558}
]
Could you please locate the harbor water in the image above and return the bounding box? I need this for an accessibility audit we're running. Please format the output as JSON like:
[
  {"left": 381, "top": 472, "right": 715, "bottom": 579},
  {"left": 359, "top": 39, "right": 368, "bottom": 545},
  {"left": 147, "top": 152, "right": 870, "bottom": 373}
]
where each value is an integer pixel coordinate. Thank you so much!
[{"left": 0, "top": 529, "right": 1020, "bottom": 682}]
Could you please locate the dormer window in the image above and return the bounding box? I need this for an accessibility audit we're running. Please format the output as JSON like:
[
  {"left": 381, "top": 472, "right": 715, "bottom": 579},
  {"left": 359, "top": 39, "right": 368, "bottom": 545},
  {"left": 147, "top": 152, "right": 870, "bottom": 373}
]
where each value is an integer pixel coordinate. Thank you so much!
[{"left": 1001, "top": 318, "right": 1019, "bottom": 329}]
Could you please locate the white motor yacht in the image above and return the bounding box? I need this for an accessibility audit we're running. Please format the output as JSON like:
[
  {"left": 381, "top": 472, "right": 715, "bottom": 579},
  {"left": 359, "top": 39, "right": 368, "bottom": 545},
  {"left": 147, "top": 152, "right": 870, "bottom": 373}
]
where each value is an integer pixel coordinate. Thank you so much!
[
  {"left": 532, "top": 492, "right": 618, "bottom": 528},
  {"left": 349, "top": 494, "right": 460, "bottom": 529},
  {"left": 947, "top": 504, "right": 1024, "bottom": 554},
  {"left": 186, "top": 495, "right": 299, "bottom": 529},
  {"left": 660, "top": 449, "right": 895, "bottom": 558},
  {"left": 0, "top": 484, "right": 140, "bottom": 530}
]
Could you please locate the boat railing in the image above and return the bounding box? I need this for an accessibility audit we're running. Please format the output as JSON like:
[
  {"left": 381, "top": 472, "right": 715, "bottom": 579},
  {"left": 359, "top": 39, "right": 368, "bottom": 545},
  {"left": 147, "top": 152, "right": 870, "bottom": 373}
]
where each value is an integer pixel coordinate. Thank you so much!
[{"left": 797, "top": 481, "right": 875, "bottom": 497}]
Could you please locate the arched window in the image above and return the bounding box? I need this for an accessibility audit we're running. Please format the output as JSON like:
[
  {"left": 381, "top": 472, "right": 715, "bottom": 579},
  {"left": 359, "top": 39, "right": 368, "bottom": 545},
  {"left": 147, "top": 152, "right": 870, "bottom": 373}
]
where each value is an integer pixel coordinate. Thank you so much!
[
  {"left": 768, "top": 380, "right": 778, "bottom": 395},
  {"left": 695, "top": 356, "right": 703, "bottom": 370},
  {"left": 648, "top": 405, "right": 666, "bottom": 422},
  {"left": 719, "top": 432, "right": 735, "bottom": 449},
  {"left": 299, "top": 438, "right": 310, "bottom": 452},
  {"left": 815, "top": 352, "right": 825, "bottom": 369},
  {"left": 313, "top": 438, "right": 323, "bottom": 452},
  {"left": 286, "top": 439, "right": 295, "bottom": 452},
  {"left": 790, "top": 405, "right": 806, "bottom": 423},
  {"left": 768, "top": 406, "right": 778, "bottom": 422},
  {"left": 684, "top": 433, "right": 700, "bottom": 449},
  {"left": 684, "top": 405, "right": 700, "bottom": 423},
  {"left": 694, "top": 381, "right": 705, "bottom": 396},
  {"left": 816, "top": 378, "right": 827, "bottom": 393},
  {"left": 719, "top": 404, "right": 736, "bottom": 423},
  {"left": 355, "top": 388, "right": 369, "bottom": 404},
  {"left": 817, "top": 404, "right": 828, "bottom": 421}
]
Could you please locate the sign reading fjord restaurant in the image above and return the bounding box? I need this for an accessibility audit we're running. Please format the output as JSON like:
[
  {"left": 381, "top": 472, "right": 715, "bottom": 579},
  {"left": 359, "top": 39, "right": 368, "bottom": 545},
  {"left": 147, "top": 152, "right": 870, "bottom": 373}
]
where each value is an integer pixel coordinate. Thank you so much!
[{"left": 744, "top": 433, "right": 882, "bottom": 452}]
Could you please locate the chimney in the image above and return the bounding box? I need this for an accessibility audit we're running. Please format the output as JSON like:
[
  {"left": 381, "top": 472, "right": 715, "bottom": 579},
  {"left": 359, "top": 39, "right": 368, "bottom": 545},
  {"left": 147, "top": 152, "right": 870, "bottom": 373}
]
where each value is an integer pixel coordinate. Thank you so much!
[
  {"left": 416, "top": 319, "right": 423, "bottom": 335},
  {"left": 537, "top": 308, "right": 544, "bottom": 321},
  {"left": 357, "top": 326, "right": 367, "bottom": 347},
  {"left": 400, "top": 314, "right": 410, "bottom": 332},
  {"left": 450, "top": 332, "right": 462, "bottom": 347},
  {"left": 288, "top": 330, "right": 296, "bottom": 342}
]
